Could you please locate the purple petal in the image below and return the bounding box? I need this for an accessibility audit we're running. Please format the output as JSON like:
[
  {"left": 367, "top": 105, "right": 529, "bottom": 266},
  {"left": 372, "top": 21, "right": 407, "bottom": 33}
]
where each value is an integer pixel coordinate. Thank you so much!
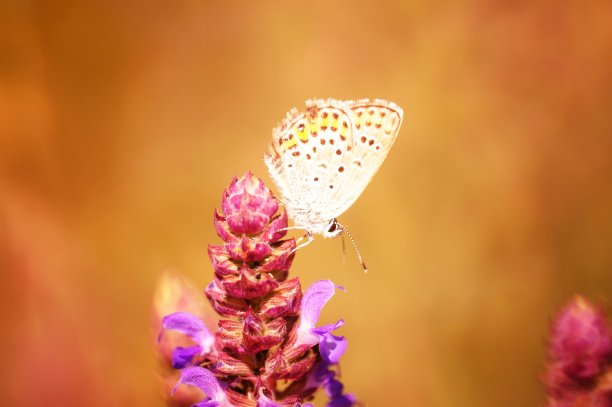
[
  {"left": 325, "top": 379, "right": 356, "bottom": 407},
  {"left": 300, "top": 280, "right": 336, "bottom": 329},
  {"left": 172, "top": 367, "right": 230, "bottom": 407},
  {"left": 312, "top": 320, "right": 344, "bottom": 335},
  {"left": 160, "top": 312, "right": 214, "bottom": 354},
  {"left": 172, "top": 345, "right": 202, "bottom": 369},
  {"left": 319, "top": 333, "right": 347, "bottom": 364},
  {"left": 325, "top": 378, "right": 344, "bottom": 398},
  {"left": 303, "top": 362, "right": 356, "bottom": 406},
  {"left": 314, "top": 361, "right": 336, "bottom": 383},
  {"left": 303, "top": 361, "right": 335, "bottom": 391},
  {"left": 296, "top": 281, "right": 345, "bottom": 348}
]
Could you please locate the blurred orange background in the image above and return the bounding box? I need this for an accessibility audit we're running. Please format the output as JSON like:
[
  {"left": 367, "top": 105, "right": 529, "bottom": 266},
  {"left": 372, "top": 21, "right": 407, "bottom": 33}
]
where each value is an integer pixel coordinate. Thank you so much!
[{"left": 2, "top": 1, "right": 612, "bottom": 406}]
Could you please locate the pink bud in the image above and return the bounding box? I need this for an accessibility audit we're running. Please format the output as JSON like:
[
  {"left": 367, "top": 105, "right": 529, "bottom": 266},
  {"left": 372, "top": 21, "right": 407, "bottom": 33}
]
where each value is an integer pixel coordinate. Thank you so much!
[
  {"left": 264, "top": 349, "right": 318, "bottom": 381},
  {"left": 242, "top": 311, "right": 287, "bottom": 354},
  {"left": 205, "top": 279, "right": 248, "bottom": 317},
  {"left": 257, "top": 278, "right": 302, "bottom": 318},
  {"left": 215, "top": 351, "right": 257, "bottom": 379},
  {"left": 221, "top": 172, "right": 278, "bottom": 235},
  {"left": 158, "top": 172, "right": 355, "bottom": 406},
  {"left": 219, "top": 264, "right": 280, "bottom": 299}
]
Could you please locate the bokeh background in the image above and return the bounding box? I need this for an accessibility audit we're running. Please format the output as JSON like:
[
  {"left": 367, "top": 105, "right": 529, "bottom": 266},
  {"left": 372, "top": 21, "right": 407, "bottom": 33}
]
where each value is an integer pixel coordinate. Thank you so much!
[{"left": 2, "top": 0, "right": 612, "bottom": 406}]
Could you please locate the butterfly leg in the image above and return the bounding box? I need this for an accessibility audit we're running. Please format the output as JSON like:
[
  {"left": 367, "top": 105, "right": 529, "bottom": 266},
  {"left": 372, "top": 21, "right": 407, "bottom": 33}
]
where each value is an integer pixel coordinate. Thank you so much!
[{"left": 290, "top": 230, "right": 314, "bottom": 254}]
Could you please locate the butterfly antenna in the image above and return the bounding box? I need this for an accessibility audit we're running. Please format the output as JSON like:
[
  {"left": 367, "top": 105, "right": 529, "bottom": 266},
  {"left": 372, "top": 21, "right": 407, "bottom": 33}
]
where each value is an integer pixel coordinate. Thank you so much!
[
  {"left": 341, "top": 233, "right": 347, "bottom": 264},
  {"left": 341, "top": 225, "right": 367, "bottom": 273}
]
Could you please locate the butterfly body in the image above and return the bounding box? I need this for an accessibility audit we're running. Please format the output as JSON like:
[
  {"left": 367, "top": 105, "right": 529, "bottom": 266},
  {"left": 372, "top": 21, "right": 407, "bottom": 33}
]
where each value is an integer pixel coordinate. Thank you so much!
[{"left": 264, "top": 98, "right": 403, "bottom": 238}]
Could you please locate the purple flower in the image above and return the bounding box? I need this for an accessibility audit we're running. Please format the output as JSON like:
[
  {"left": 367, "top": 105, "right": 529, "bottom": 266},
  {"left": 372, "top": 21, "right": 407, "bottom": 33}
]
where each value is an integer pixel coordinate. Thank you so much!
[
  {"left": 293, "top": 280, "right": 348, "bottom": 364},
  {"left": 302, "top": 362, "right": 356, "bottom": 407},
  {"left": 325, "top": 378, "right": 356, "bottom": 407},
  {"left": 172, "top": 366, "right": 231, "bottom": 407},
  {"left": 159, "top": 312, "right": 215, "bottom": 369}
]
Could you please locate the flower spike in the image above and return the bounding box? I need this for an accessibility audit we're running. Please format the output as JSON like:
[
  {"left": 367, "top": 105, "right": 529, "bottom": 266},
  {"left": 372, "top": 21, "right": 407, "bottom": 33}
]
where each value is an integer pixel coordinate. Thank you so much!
[{"left": 158, "top": 173, "right": 356, "bottom": 406}]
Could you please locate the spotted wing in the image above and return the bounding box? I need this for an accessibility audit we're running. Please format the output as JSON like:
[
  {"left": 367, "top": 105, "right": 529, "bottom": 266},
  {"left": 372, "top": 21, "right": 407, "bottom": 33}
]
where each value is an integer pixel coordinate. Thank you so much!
[
  {"left": 264, "top": 99, "right": 357, "bottom": 229},
  {"left": 325, "top": 99, "right": 403, "bottom": 219}
]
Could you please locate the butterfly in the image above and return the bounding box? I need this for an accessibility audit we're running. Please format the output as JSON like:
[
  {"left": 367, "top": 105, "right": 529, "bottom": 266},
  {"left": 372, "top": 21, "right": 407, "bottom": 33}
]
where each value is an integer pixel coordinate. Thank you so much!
[{"left": 264, "top": 98, "right": 403, "bottom": 270}]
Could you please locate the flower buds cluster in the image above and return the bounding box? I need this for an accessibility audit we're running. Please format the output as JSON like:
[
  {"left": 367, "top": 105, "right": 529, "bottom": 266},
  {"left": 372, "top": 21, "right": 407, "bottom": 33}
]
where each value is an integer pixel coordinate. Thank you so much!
[
  {"left": 544, "top": 296, "right": 612, "bottom": 406},
  {"left": 158, "top": 173, "right": 354, "bottom": 406}
]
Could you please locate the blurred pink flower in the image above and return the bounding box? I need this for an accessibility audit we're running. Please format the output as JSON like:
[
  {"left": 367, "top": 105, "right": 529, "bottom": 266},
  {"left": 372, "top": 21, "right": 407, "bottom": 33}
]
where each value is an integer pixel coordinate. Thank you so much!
[{"left": 544, "top": 296, "right": 612, "bottom": 406}]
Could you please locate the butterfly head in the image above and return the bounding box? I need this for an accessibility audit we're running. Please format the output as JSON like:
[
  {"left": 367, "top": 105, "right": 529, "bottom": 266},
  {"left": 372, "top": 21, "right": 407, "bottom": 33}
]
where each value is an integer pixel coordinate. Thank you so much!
[{"left": 322, "top": 219, "right": 343, "bottom": 239}]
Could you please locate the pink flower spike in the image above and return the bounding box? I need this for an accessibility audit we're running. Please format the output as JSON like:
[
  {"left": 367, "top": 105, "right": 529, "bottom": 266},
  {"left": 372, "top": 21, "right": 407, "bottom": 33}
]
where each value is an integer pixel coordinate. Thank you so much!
[
  {"left": 172, "top": 366, "right": 232, "bottom": 407},
  {"left": 158, "top": 173, "right": 356, "bottom": 405}
]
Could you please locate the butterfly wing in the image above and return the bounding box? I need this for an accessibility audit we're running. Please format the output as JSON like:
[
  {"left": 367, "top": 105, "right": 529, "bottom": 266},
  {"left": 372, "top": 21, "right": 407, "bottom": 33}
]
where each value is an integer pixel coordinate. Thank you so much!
[
  {"left": 328, "top": 99, "right": 403, "bottom": 218},
  {"left": 264, "top": 99, "right": 357, "bottom": 230}
]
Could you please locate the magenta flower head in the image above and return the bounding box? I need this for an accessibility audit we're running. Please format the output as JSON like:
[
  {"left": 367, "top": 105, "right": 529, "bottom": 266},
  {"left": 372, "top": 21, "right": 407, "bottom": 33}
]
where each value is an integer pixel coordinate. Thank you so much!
[
  {"left": 220, "top": 173, "right": 279, "bottom": 235},
  {"left": 210, "top": 172, "right": 295, "bottom": 299},
  {"left": 544, "top": 296, "right": 612, "bottom": 406},
  {"left": 157, "top": 172, "right": 356, "bottom": 406}
]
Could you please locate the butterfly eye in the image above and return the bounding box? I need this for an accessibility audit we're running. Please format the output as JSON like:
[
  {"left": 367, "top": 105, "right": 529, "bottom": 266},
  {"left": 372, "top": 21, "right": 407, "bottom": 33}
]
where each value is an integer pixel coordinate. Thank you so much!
[{"left": 328, "top": 222, "right": 337, "bottom": 233}]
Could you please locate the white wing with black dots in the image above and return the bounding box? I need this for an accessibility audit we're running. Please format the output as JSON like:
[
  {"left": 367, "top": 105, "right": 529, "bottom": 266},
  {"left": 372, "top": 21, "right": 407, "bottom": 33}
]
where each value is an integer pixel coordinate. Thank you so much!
[
  {"left": 331, "top": 99, "right": 403, "bottom": 218},
  {"left": 264, "top": 98, "right": 403, "bottom": 234}
]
